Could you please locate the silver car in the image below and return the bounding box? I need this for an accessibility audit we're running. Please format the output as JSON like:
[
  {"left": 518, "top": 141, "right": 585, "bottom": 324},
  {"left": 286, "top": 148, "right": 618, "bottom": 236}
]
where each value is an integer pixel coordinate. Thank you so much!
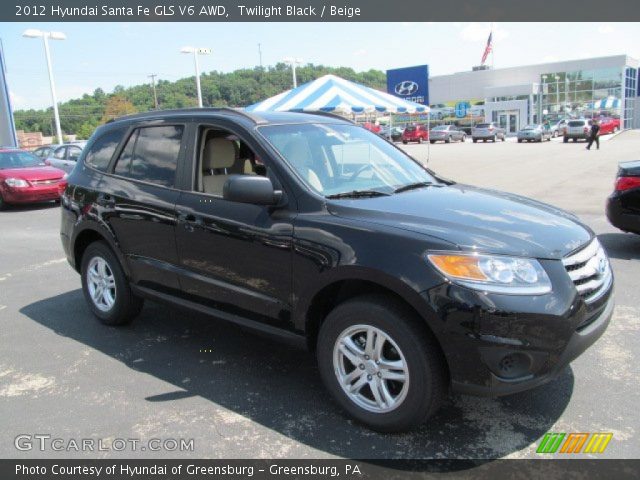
[
  {"left": 471, "top": 122, "right": 506, "bottom": 143},
  {"left": 563, "top": 119, "right": 591, "bottom": 143},
  {"left": 45, "top": 142, "right": 86, "bottom": 173},
  {"left": 517, "top": 124, "right": 553, "bottom": 143},
  {"left": 429, "top": 125, "right": 467, "bottom": 143}
]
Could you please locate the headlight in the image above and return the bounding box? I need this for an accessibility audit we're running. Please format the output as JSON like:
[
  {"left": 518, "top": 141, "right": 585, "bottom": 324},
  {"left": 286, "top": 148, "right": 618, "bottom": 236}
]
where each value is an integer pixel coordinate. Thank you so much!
[
  {"left": 4, "top": 178, "right": 29, "bottom": 188},
  {"left": 427, "top": 253, "right": 552, "bottom": 295}
]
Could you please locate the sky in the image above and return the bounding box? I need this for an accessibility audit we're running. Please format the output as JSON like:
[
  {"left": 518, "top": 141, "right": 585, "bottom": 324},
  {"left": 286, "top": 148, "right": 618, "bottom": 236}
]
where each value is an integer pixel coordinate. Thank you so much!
[{"left": 2, "top": 22, "right": 639, "bottom": 110}]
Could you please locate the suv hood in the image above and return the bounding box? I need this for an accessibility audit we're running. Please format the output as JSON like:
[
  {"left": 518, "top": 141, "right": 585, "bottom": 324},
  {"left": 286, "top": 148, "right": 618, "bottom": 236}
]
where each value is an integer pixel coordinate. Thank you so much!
[{"left": 327, "top": 184, "right": 592, "bottom": 259}]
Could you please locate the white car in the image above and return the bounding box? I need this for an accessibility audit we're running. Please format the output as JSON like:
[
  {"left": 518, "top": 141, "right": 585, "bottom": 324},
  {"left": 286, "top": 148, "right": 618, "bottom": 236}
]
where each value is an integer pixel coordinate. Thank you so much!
[{"left": 45, "top": 143, "right": 86, "bottom": 173}]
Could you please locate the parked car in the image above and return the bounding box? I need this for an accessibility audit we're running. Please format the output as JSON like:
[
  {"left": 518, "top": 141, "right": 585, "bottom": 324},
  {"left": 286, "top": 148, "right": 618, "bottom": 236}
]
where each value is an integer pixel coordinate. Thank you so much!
[
  {"left": 401, "top": 124, "right": 429, "bottom": 144},
  {"left": 517, "top": 124, "right": 553, "bottom": 143},
  {"left": 33, "top": 144, "right": 61, "bottom": 158},
  {"left": 362, "top": 122, "right": 381, "bottom": 134},
  {"left": 469, "top": 105, "right": 485, "bottom": 118},
  {"left": 0, "top": 149, "right": 66, "bottom": 210},
  {"left": 548, "top": 119, "right": 568, "bottom": 138},
  {"left": 45, "top": 143, "right": 86, "bottom": 173},
  {"left": 379, "top": 125, "right": 403, "bottom": 142},
  {"left": 61, "top": 108, "right": 613, "bottom": 432},
  {"left": 471, "top": 122, "right": 506, "bottom": 142},
  {"left": 429, "top": 125, "right": 466, "bottom": 144},
  {"left": 598, "top": 117, "right": 621, "bottom": 135},
  {"left": 606, "top": 160, "right": 640, "bottom": 235},
  {"left": 563, "top": 119, "right": 591, "bottom": 142}
]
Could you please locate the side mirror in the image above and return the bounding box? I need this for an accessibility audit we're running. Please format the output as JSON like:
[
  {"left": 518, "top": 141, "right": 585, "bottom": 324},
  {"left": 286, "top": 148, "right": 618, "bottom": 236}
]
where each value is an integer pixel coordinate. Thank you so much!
[{"left": 223, "top": 175, "right": 282, "bottom": 206}]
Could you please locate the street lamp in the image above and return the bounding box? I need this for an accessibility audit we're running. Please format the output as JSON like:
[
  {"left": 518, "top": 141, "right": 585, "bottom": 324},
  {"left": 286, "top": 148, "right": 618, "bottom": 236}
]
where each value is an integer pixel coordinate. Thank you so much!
[
  {"left": 283, "top": 57, "right": 303, "bottom": 88},
  {"left": 22, "top": 29, "right": 66, "bottom": 145},
  {"left": 181, "top": 46, "right": 211, "bottom": 108}
]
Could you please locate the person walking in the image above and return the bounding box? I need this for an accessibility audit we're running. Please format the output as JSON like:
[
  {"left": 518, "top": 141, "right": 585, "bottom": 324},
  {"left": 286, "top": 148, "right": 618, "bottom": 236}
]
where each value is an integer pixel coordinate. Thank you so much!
[{"left": 586, "top": 118, "right": 600, "bottom": 150}]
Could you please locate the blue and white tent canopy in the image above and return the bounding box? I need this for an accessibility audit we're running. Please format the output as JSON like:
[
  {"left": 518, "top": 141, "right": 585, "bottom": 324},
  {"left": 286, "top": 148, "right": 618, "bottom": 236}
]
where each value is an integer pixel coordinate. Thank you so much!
[
  {"left": 590, "top": 96, "right": 621, "bottom": 110},
  {"left": 246, "top": 74, "right": 429, "bottom": 114}
]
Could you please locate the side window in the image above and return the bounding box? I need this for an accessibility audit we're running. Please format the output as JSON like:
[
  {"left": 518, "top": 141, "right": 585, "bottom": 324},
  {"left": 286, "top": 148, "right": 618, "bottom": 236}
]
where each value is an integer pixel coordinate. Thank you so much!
[
  {"left": 197, "top": 127, "right": 265, "bottom": 196},
  {"left": 85, "top": 127, "right": 127, "bottom": 172},
  {"left": 53, "top": 147, "right": 66, "bottom": 159},
  {"left": 113, "top": 125, "right": 183, "bottom": 188},
  {"left": 68, "top": 146, "right": 82, "bottom": 161}
]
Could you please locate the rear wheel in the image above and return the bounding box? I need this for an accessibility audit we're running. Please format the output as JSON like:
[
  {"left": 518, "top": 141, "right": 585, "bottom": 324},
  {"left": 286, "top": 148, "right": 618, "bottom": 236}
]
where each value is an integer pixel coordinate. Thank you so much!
[
  {"left": 430, "top": 140, "right": 435, "bottom": 144},
  {"left": 461, "top": 135, "right": 466, "bottom": 142},
  {"left": 518, "top": 139, "right": 523, "bottom": 143},
  {"left": 563, "top": 136, "right": 569, "bottom": 143},
  {"left": 445, "top": 136, "right": 451, "bottom": 144},
  {"left": 402, "top": 140, "right": 408, "bottom": 145},
  {"left": 317, "top": 295, "right": 446, "bottom": 432},
  {"left": 417, "top": 137, "right": 423, "bottom": 144},
  {"left": 81, "top": 241, "right": 144, "bottom": 326},
  {"left": 573, "top": 138, "right": 577, "bottom": 142},
  {"left": 473, "top": 138, "right": 478, "bottom": 143}
]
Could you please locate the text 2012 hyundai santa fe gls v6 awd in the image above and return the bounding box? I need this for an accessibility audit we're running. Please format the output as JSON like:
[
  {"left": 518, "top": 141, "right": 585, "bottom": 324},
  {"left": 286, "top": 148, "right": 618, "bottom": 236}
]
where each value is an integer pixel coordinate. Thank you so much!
[{"left": 60, "top": 109, "right": 614, "bottom": 432}]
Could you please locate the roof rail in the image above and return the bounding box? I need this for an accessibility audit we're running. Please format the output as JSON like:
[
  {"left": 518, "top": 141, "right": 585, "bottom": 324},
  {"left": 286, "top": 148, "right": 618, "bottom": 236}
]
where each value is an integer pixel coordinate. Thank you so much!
[{"left": 106, "top": 107, "right": 267, "bottom": 125}]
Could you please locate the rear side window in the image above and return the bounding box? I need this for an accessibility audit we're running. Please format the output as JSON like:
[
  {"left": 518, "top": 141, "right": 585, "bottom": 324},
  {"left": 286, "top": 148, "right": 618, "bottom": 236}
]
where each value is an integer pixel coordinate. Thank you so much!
[
  {"left": 85, "top": 127, "right": 127, "bottom": 172},
  {"left": 113, "top": 125, "right": 183, "bottom": 188},
  {"left": 476, "top": 123, "right": 490, "bottom": 128}
]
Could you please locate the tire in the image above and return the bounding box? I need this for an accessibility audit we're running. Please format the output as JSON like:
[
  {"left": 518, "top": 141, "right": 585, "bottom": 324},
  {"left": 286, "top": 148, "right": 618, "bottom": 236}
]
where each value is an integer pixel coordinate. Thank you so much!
[
  {"left": 492, "top": 135, "right": 497, "bottom": 143},
  {"left": 614, "top": 126, "right": 619, "bottom": 133},
  {"left": 445, "top": 136, "right": 451, "bottom": 144},
  {"left": 80, "top": 241, "right": 144, "bottom": 326},
  {"left": 564, "top": 136, "right": 569, "bottom": 143},
  {"left": 430, "top": 140, "right": 435, "bottom": 144},
  {"left": 418, "top": 137, "right": 423, "bottom": 144},
  {"left": 501, "top": 135, "right": 505, "bottom": 142},
  {"left": 573, "top": 138, "right": 577, "bottom": 143},
  {"left": 317, "top": 294, "right": 447, "bottom": 432},
  {"left": 473, "top": 138, "right": 478, "bottom": 143},
  {"left": 483, "top": 139, "right": 487, "bottom": 143},
  {"left": 461, "top": 135, "right": 466, "bottom": 142},
  {"left": 518, "top": 139, "right": 523, "bottom": 143},
  {"left": 402, "top": 140, "right": 408, "bottom": 145}
]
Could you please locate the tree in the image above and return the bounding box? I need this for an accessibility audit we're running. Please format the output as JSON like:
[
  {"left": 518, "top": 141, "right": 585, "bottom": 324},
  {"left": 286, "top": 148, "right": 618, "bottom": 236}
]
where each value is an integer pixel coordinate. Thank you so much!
[
  {"left": 101, "top": 95, "right": 137, "bottom": 123},
  {"left": 76, "top": 122, "right": 98, "bottom": 140}
]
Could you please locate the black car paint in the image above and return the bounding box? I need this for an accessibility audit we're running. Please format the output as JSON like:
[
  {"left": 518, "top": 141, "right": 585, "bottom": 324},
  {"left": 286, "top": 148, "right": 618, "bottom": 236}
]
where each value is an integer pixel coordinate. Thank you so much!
[
  {"left": 60, "top": 109, "right": 613, "bottom": 397},
  {"left": 606, "top": 160, "right": 640, "bottom": 234}
]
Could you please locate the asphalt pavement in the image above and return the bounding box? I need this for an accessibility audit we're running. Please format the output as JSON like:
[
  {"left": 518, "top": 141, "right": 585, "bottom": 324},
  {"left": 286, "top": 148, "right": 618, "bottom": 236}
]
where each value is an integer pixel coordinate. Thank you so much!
[{"left": 0, "top": 130, "right": 638, "bottom": 459}]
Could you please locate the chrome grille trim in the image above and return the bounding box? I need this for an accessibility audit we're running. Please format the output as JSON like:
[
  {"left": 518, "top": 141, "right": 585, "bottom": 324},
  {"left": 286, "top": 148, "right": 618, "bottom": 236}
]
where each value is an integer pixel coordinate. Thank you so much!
[{"left": 562, "top": 238, "right": 612, "bottom": 303}]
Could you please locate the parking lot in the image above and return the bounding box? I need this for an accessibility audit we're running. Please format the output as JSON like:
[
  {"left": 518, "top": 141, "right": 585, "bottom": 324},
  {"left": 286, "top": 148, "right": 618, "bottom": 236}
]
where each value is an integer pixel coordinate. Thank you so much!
[{"left": 1, "top": 130, "right": 639, "bottom": 460}]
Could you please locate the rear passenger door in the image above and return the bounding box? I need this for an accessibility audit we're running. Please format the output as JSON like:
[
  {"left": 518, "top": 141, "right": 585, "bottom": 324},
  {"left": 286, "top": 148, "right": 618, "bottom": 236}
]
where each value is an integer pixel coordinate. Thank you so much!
[{"left": 98, "top": 122, "right": 186, "bottom": 293}]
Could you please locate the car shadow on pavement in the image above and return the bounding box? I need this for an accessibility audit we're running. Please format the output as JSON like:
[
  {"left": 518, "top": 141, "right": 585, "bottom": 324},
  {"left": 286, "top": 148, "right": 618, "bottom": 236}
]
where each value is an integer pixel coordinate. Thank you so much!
[
  {"left": 21, "top": 290, "right": 573, "bottom": 459},
  {"left": 1, "top": 202, "right": 59, "bottom": 213},
  {"left": 599, "top": 232, "right": 640, "bottom": 260}
]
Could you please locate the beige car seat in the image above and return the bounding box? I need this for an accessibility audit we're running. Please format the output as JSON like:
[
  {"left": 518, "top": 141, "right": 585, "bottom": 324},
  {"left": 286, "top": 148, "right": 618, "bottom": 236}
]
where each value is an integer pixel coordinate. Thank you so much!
[{"left": 202, "top": 137, "right": 240, "bottom": 195}]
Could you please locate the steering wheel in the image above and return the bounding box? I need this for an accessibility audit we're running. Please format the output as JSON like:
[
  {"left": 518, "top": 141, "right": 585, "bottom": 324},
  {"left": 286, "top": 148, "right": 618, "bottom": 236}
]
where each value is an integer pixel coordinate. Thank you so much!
[{"left": 350, "top": 163, "right": 373, "bottom": 181}]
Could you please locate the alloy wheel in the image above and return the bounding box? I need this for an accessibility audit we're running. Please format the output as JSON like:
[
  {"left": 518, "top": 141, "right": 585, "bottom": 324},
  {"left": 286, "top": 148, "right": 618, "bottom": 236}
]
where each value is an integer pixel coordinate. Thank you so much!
[
  {"left": 333, "top": 324, "right": 409, "bottom": 413},
  {"left": 86, "top": 256, "right": 116, "bottom": 312}
]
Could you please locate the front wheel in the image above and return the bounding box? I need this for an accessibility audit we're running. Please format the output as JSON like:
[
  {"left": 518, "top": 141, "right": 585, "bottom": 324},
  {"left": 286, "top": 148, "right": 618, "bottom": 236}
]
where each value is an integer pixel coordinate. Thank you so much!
[
  {"left": 564, "top": 136, "right": 569, "bottom": 143},
  {"left": 402, "top": 140, "right": 408, "bottom": 145},
  {"left": 461, "top": 135, "right": 466, "bottom": 142},
  {"left": 473, "top": 138, "right": 478, "bottom": 143},
  {"left": 317, "top": 295, "right": 446, "bottom": 432},
  {"left": 417, "top": 137, "right": 423, "bottom": 144},
  {"left": 81, "top": 241, "right": 144, "bottom": 326}
]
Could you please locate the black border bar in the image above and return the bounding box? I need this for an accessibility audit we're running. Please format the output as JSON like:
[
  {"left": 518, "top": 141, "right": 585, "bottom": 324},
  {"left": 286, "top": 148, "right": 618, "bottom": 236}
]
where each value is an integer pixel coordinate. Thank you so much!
[{"left": 4, "top": 0, "right": 640, "bottom": 22}]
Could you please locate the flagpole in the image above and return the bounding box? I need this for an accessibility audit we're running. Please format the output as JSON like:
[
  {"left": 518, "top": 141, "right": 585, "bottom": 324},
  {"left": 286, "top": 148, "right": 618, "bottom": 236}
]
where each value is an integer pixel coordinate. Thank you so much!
[{"left": 491, "top": 23, "right": 495, "bottom": 69}]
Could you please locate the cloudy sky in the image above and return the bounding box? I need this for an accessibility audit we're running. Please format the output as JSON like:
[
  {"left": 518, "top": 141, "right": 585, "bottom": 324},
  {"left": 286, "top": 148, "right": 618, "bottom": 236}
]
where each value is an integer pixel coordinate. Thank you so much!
[{"left": 2, "top": 22, "right": 639, "bottom": 109}]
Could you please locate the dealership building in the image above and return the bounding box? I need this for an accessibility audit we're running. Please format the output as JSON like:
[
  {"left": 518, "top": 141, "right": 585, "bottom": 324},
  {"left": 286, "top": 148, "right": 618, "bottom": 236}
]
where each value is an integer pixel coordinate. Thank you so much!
[{"left": 425, "top": 55, "right": 639, "bottom": 134}]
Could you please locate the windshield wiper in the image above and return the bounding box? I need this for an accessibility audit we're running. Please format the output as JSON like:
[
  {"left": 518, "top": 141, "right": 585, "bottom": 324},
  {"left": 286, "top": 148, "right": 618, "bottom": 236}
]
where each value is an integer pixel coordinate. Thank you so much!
[
  {"left": 326, "top": 190, "right": 391, "bottom": 199},
  {"left": 393, "top": 181, "right": 435, "bottom": 194}
]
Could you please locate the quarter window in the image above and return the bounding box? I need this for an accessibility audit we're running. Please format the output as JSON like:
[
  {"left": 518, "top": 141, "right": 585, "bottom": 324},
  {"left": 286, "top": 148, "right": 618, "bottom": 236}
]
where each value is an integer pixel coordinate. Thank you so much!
[
  {"left": 113, "top": 125, "right": 183, "bottom": 188},
  {"left": 85, "top": 127, "right": 127, "bottom": 172}
]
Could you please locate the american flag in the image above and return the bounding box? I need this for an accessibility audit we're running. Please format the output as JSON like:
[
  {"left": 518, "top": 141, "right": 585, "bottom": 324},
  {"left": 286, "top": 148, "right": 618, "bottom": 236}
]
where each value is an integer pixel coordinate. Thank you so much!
[{"left": 481, "top": 31, "right": 493, "bottom": 65}]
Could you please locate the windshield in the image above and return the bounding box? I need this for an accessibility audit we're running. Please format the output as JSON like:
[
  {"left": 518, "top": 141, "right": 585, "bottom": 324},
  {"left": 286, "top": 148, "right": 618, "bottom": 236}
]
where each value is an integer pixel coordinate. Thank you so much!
[
  {"left": 0, "top": 151, "right": 44, "bottom": 169},
  {"left": 476, "top": 123, "right": 490, "bottom": 129},
  {"left": 522, "top": 125, "right": 538, "bottom": 130},
  {"left": 258, "top": 123, "right": 437, "bottom": 197},
  {"left": 568, "top": 120, "right": 586, "bottom": 127},
  {"left": 432, "top": 126, "right": 448, "bottom": 131}
]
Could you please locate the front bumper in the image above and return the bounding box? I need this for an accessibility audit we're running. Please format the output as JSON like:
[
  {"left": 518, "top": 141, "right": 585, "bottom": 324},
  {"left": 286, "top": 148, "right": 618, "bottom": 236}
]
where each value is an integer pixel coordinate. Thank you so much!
[
  {"left": 1, "top": 185, "right": 60, "bottom": 204},
  {"left": 423, "top": 265, "right": 614, "bottom": 397}
]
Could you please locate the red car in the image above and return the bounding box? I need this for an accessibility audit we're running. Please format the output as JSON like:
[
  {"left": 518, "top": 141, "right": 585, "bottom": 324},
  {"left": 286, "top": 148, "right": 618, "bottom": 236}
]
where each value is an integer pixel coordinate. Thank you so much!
[
  {"left": 597, "top": 117, "right": 621, "bottom": 135},
  {"left": 362, "top": 122, "right": 381, "bottom": 134},
  {"left": 401, "top": 124, "right": 430, "bottom": 144},
  {"left": 0, "top": 149, "right": 67, "bottom": 210}
]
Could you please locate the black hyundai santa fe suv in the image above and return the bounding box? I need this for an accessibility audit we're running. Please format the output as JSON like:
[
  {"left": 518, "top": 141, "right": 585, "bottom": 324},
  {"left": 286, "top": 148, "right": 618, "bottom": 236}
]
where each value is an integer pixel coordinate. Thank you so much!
[{"left": 61, "top": 108, "right": 614, "bottom": 432}]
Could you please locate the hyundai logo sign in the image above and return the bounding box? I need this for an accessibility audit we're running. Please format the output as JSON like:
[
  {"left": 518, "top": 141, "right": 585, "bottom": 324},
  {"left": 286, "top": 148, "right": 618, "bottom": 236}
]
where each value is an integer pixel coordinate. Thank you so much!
[
  {"left": 387, "top": 65, "right": 429, "bottom": 105},
  {"left": 394, "top": 80, "right": 419, "bottom": 96}
]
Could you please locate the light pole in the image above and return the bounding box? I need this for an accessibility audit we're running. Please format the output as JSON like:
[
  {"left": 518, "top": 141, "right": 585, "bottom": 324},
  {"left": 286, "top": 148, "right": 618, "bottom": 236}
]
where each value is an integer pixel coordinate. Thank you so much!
[
  {"left": 22, "top": 29, "right": 66, "bottom": 145},
  {"left": 181, "top": 46, "right": 211, "bottom": 108},
  {"left": 283, "top": 57, "right": 302, "bottom": 88},
  {"left": 148, "top": 74, "right": 158, "bottom": 109}
]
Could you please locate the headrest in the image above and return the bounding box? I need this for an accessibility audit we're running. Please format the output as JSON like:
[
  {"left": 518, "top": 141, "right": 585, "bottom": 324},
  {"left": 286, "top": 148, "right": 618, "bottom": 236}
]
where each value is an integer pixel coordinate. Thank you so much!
[{"left": 203, "top": 138, "right": 236, "bottom": 170}]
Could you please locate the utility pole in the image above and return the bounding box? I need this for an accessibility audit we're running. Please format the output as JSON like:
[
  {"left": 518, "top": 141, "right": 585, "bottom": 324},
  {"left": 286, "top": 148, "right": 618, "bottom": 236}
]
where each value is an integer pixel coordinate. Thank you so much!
[
  {"left": 148, "top": 74, "right": 158, "bottom": 109},
  {"left": 258, "top": 43, "right": 263, "bottom": 69}
]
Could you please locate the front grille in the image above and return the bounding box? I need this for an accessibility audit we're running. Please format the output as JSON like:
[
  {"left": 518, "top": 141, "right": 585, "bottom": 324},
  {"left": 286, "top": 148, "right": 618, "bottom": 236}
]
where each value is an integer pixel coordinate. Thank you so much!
[
  {"left": 31, "top": 178, "right": 61, "bottom": 186},
  {"left": 562, "top": 238, "right": 612, "bottom": 304}
]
